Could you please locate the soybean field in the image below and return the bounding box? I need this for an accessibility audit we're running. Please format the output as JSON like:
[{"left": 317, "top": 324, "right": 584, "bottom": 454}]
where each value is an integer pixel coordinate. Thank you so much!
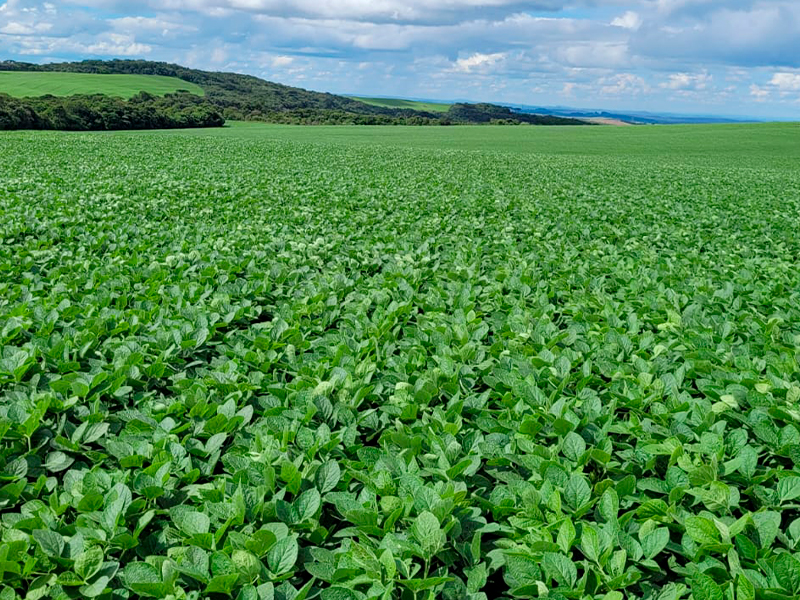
[{"left": 2, "top": 123, "right": 800, "bottom": 600}]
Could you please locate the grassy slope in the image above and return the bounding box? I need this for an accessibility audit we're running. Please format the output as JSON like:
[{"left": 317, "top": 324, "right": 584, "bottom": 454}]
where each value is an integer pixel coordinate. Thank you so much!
[
  {"left": 348, "top": 96, "right": 452, "bottom": 113},
  {"left": 0, "top": 72, "right": 205, "bottom": 98}
]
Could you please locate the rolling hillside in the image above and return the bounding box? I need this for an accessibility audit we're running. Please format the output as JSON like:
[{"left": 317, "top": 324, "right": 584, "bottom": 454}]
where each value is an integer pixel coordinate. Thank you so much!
[
  {"left": 0, "top": 59, "right": 587, "bottom": 127},
  {"left": 0, "top": 72, "right": 204, "bottom": 99}
]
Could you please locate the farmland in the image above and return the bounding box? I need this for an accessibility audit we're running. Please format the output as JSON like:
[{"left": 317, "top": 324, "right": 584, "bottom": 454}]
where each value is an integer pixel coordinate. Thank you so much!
[
  {"left": 0, "top": 72, "right": 204, "bottom": 99},
  {"left": 2, "top": 123, "right": 800, "bottom": 600}
]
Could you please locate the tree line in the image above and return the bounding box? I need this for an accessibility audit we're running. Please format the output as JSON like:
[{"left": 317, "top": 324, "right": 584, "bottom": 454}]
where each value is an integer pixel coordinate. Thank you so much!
[{"left": 0, "top": 91, "right": 224, "bottom": 131}]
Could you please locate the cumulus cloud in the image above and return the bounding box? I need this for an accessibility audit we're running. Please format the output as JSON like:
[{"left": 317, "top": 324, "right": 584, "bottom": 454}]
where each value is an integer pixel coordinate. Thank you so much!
[
  {"left": 611, "top": 11, "right": 641, "bottom": 30},
  {"left": 660, "top": 71, "right": 712, "bottom": 91},
  {"left": 453, "top": 51, "right": 506, "bottom": 73},
  {"left": 770, "top": 72, "right": 800, "bottom": 92},
  {"left": 600, "top": 72, "right": 649, "bottom": 95}
]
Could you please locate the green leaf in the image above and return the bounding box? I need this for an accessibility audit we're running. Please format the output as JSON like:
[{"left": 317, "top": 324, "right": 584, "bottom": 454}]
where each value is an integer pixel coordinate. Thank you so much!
[
  {"left": 246, "top": 530, "right": 278, "bottom": 557},
  {"left": 465, "top": 563, "right": 488, "bottom": 594},
  {"left": 122, "top": 562, "right": 167, "bottom": 598},
  {"left": 598, "top": 489, "right": 619, "bottom": 522},
  {"left": 411, "top": 511, "right": 444, "bottom": 558},
  {"left": 267, "top": 536, "right": 298, "bottom": 575},
  {"left": 542, "top": 552, "right": 577, "bottom": 588},
  {"left": 170, "top": 508, "right": 210, "bottom": 537},
  {"left": 79, "top": 575, "right": 111, "bottom": 598},
  {"left": 685, "top": 516, "right": 720, "bottom": 546},
  {"left": 557, "top": 519, "right": 576, "bottom": 554},
  {"left": 33, "top": 530, "right": 64, "bottom": 558},
  {"left": 206, "top": 575, "right": 240, "bottom": 594},
  {"left": 736, "top": 574, "right": 755, "bottom": 600},
  {"left": 775, "top": 553, "right": 800, "bottom": 594},
  {"left": 581, "top": 524, "right": 600, "bottom": 563},
  {"left": 397, "top": 577, "right": 452, "bottom": 592},
  {"left": 232, "top": 550, "right": 261, "bottom": 580},
  {"left": 562, "top": 432, "right": 586, "bottom": 461},
  {"left": 24, "top": 575, "right": 55, "bottom": 600},
  {"left": 44, "top": 451, "right": 74, "bottom": 473},
  {"left": 75, "top": 546, "right": 104, "bottom": 581},
  {"left": 752, "top": 511, "right": 781, "bottom": 548},
  {"left": 315, "top": 461, "right": 341, "bottom": 494},
  {"left": 564, "top": 474, "right": 591, "bottom": 510},
  {"left": 320, "top": 587, "right": 359, "bottom": 600},
  {"left": 380, "top": 548, "right": 396, "bottom": 580},
  {"left": 778, "top": 477, "right": 800, "bottom": 502},
  {"left": 692, "top": 572, "right": 724, "bottom": 600},
  {"left": 294, "top": 488, "right": 321, "bottom": 522},
  {"left": 641, "top": 527, "right": 670, "bottom": 559}
]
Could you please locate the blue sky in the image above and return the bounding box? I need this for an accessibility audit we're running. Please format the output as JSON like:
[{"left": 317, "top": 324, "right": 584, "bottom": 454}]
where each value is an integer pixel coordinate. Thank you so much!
[{"left": 1, "top": 1, "right": 799, "bottom": 119}]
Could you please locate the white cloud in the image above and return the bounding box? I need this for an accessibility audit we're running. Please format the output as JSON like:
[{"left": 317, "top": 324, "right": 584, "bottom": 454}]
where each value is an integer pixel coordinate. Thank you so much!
[
  {"left": 558, "top": 42, "right": 629, "bottom": 68},
  {"left": 86, "top": 33, "right": 151, "bottom": 56},
  {"left": 750, "top": 83, "right": 769, "bottom": 100},
  {"left": 611, "top": 11, "right": 641, "bottom": 30},
  {"left": 271, "top": 55, "right": 294, "bottom": 67},
  {"left": 453, "top": 51, "right": 506, "bottom": 73},
  {"left": 661, "top": 71, "right": 712, "bottom": 91},
  {"left": 599, "top": 72, "right": 649, "bottom": 95},
  {"left": 0, "top": 21, "right": 34, "bottom": 34},
  {"left": 769, "top": 72, "right": 800, "bottom": 91}
]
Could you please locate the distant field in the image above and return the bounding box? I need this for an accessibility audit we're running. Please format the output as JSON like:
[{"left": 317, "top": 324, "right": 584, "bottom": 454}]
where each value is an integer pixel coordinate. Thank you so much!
[
  {"left": 351, "top": 96, "right": 452, "bottom": 113},
  {"left": 166, "top": 121, "right": 800, "bottom": 167},
  {"left": 0, "top": 72, "right": 205, "bottom": 98}
]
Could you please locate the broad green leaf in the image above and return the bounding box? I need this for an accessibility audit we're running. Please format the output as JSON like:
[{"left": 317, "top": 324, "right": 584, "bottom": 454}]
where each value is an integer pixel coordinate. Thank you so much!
[
  {"left": 564, "top": 474, "right": 591, "bottom": 510},
  {"left": 562, "top": 432, "right": 586, "bottom": 461},
  {"left": 542, "top": 552, "right": 577, "bottom": 588},
  {"left": 170, "top": 508, "right": 210, "bottom": 537},
  {"left": 411, "top": 511, "right": 444, "bottom": 558},
  {"left": 294, "top": 488, "right": 321, "bottom": 522},
  {"left": 685, "top": 517, "right": 720, "bottom": 546},
  {"left": 692, "top": 573, "right": 724, "bottom": 600},
  {"left": 752, "top": 511, "right": 781, "bottom": 549},
  {"left": 778, "top": 477, "right": 800, "bottom": 503},
  {"left": 774, "top": 553, "right": 800, "bottom": 594},
  {"left": 641, "top": 528, "right": 670, "bottom": 559},
  {"left": 557, "top": 519, "right": 576, "bottom": 553},
  {"left": 320, "top": 587, "right": 359, "bottom": 600},
  {"left": 33, "top": 530, "right": 64, "bottom": 558},
  {"left": 75, "top": 546, "right": 104, "bottom": 581},
  {"left": 267, "top": 536, "right": 298, "bottom": 575},
  {"left": 315, "top": 461, "right": 341, "bottom": 494}
]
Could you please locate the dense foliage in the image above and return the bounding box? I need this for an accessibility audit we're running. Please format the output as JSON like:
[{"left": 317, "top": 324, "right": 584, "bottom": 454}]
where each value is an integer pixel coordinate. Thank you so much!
[
  {"left": 0, "top": 91, "right": 224, "bottom": 131},
  {"left": 0, "top": 60, "right": 586, "bottom": 127},
  {"left": 2, "top": 124, "right": 800, "bottom": 600}
]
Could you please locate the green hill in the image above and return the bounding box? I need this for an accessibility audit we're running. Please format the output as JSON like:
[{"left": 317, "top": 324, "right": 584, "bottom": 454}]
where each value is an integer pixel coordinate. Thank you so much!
[
  {"left": 349, "top": 96, "right": 451, "bottom": 113},
  {"left": 0, "top": 71, "right": 204, "bottom": 99}
]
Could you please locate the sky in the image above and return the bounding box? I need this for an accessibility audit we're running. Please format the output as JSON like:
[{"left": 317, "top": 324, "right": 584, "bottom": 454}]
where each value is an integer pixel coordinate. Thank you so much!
[{"left": 1, "top": 1, "right": 799, "bottom": 119}]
